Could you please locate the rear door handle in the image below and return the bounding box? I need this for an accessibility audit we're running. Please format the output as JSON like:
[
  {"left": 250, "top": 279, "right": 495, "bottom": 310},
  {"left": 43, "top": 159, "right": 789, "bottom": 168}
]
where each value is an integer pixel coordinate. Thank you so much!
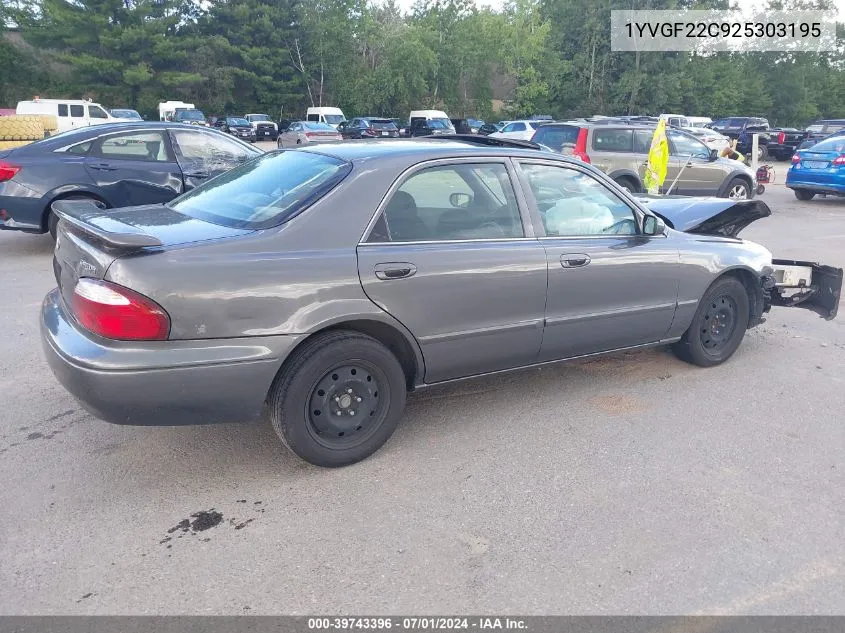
[
  {"left": 90, "top": 163, "right": 117, "bottom": 171},
  {"left": 374, "top": 262, "right": 417, "bottom": 280},
  {"left": 560, "top": 254, "right": 591, "bottom": 268}
]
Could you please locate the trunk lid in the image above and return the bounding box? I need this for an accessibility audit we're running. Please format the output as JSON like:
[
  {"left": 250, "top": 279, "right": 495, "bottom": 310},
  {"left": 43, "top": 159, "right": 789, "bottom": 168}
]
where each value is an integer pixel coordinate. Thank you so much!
[
  {"left": 796, "top": 149, "right": 841, "bottom": 170},
  {"left": 52, "top": 199, "right": 252, "bottom": 309},
  {"left": 638, "top": 197, "right": 771, "bottom": 238}
]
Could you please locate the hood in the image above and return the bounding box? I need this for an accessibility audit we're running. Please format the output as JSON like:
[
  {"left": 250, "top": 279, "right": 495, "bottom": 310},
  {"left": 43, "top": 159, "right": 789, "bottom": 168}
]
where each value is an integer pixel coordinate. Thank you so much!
[{"left": 638, "top": 197, "right": 772, "bottom": 238}]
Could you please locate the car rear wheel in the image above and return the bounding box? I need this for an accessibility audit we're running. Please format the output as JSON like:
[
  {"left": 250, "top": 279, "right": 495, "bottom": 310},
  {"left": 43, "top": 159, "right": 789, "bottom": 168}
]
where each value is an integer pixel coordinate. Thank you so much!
[
  {"left": 794, "top": 189, "right": 815, "bottom": 201},
  {"left": 725, "top": 178, "right": 751, "bottom": 200},
  {"left": 268, "top": 330, "right": 407, "bottom": 467},
  {"left": 672, "top": 276, "right": 750, "bottom": 367},
  {"left": 47, "top": 194, "right": 106, "bottom": 239},
  {"left": 757, "top": 145, "right": 768, "bottom": 161}
]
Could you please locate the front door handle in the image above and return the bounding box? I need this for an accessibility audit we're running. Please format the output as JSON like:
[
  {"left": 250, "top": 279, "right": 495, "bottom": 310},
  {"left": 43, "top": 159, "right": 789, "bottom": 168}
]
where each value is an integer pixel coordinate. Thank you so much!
[
  {"left": 374, "top": 262, "right": 417, "bottom": 280},
  {"left": 560, "top": 254, "right": 591, "bottom": 268},
  {"left": 183, "top": 171, "right": 209, "bottom": 179},
  {"left": 90, "top": 163, "right": 117, "bottom": 171}
]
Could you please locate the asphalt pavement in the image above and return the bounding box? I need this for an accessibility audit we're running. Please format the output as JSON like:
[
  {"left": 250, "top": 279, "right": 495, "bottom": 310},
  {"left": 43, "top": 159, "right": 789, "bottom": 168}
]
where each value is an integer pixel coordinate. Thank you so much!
[{"left": 1, "top": 161, "right": 843, "bottom": 614}]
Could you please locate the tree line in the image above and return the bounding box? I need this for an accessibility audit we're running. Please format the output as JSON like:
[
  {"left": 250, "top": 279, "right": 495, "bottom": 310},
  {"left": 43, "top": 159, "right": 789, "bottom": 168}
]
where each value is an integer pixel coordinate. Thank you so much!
[{"left": 1, "top": 0, "right": 843, "bottom": 127}]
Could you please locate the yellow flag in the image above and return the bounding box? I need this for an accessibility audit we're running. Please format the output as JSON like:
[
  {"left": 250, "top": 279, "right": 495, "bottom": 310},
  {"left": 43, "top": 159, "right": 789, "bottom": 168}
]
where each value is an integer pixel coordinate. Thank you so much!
[{"left": 644, "top": 120, "right": 669, "bottom": 195}]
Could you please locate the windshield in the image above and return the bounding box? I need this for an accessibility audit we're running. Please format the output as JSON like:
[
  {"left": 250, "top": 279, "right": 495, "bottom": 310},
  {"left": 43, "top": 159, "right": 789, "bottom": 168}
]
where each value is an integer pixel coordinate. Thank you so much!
[
  {"left": 428, "top": 118, "right": 452, "bottom": 129},
  {"left": 531, "top": 125, "right": 580, "bottom": 151},
  {"left": 169, "top": 151, "right": 351, "bottom": 230},
  {"left": 176, "top": 110, "right": 205, "bottom": 121},
  {"left": 248, "top": 114, "right": 270, "bottom": 122},
  {"left": 227, "top": 117, "right": 250, "bottom": 126},
  {"left": 323, "top": 114, "right": 345, "bottom": 124},
  {"left": 111, "top": 109, "right": 142, "bottom": 120}
]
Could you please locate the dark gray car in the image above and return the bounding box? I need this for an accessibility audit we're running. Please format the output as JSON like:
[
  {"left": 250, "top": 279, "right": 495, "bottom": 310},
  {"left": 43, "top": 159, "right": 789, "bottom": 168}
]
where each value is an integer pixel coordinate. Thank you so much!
[{"left": 40, "top": 139, "right": 842, "bottom": 467}]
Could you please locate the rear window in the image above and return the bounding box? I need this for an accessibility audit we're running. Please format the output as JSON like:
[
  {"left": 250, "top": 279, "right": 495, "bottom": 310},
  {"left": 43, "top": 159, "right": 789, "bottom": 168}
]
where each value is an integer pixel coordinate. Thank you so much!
[
  {"left": 726, "top": 118, "right": 747, "bottom": 127},
  {"left": 370, "top": 120, "right": 397, "bottom": 130},
  {"left": 168, "top": 151, "right": 351, "bottom": 230},
  {"left": 592, "top": 129, "right": 633, "bottom": 152},
  {"left": 822, "top": 122, "right": 845, "bottom": 134},
  {"left": 531, "top": 125, "right": 581, "bottom": 151},
  {"left": 807, "top": 137, "right": 845, "bottom": 153}
]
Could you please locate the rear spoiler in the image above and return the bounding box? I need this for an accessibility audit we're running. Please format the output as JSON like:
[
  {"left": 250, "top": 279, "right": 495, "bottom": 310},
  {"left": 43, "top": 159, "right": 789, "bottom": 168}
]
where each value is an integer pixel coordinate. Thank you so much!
[{"left": 51, "top": 200, "right": 163, "bottom": 248}]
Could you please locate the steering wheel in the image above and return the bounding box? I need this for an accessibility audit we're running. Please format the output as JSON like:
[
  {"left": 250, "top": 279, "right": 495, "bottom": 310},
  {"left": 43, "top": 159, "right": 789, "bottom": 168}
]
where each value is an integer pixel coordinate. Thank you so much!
[{"left": 602, "top": 219, "right": 637, "bottom": 235}]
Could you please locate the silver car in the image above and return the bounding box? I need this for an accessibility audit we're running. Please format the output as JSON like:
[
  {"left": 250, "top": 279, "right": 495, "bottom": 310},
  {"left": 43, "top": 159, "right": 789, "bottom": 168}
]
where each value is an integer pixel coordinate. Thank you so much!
[
  {"left": 277, "top": 121, "right": 342, "bottom": 148},
  {"left": 41, "top": 139, "right": 842, "bottom": 467}
]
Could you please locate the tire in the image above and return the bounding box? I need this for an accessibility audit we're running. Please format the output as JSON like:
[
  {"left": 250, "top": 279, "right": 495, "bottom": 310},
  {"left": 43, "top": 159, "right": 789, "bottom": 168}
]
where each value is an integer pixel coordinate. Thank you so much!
[
  {"left": 614, "top": 176, "right": 639, "bottom": 194},
  {"left": 0, "top": 140, "right": 32, "bottom": 150},
  {"left": 724, "top": 177, "right": 751, "bottom": 200},
  {"left": 794, "top": 189, "right": 815, "bottom": 201},
  {"left": 0, "top": 116, "right": 45, "bottom": 141},
  {"left": 268, "top": 330, "right": 407, "bottom": 467},
  {"left": 48, "top": 194, "right": 105, "bottom": 239},
  {"left": 672, "top": 276, "right": 750, "bottom": 367},
  {"left": 757, "top": 145, "right": 768, "bottom": 161}
]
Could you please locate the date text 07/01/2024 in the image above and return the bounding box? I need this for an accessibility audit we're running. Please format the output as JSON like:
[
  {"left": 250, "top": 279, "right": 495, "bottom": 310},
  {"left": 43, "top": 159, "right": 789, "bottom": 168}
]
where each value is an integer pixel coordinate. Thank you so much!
[{"left": 307, "top": 618, "right": 528, "bottom": 630}]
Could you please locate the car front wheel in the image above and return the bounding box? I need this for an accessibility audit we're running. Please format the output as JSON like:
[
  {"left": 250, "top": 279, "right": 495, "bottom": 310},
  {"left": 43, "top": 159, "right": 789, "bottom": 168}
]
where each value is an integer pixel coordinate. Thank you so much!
[
  {"left": 268, "top": 330, "right": 407, "bottom": 467},
  {"left": 672, "top": 276, "right": 750, "bottom": 367}
]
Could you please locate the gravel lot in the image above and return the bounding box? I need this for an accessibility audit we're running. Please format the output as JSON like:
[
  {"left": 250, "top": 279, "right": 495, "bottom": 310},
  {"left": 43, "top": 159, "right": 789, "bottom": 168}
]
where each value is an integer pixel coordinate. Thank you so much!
[{"left": 1, "top": 160, "right": 843, "bottom": 614}]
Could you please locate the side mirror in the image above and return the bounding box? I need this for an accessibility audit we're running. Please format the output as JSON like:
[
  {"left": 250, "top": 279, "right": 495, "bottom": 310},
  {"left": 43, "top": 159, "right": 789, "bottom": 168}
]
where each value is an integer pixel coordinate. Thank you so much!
[
  {"left": 709, "top": 148, "right": 719, "bottom": 161},
  {"left": 450, "top": 192, "right": 472, "bottom": 208},
  {"left": 642, "top": 215, "right": 666, "bottom": 236}
]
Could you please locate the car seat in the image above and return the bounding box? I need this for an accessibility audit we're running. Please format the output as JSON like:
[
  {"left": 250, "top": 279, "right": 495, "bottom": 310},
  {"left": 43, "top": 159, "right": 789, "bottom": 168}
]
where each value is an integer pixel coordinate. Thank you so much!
[{"left": 384, "top": 191, "right": 428, "bottom": 241}]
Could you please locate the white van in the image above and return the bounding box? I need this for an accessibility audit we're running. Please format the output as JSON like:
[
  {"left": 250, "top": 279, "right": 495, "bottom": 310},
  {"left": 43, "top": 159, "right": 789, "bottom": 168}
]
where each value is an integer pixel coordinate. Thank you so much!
[
  {"left": 158, "top": 101, "right": 195, "bottom": 122},
  {"left": 16, "top": 98, "right": 125, "bottom": 133},
  {"left": 306, "top": 107, "right": 346, "bottom": 129},
  {"left": 408, "top": 109, "right": 454, "bottom": 137}
]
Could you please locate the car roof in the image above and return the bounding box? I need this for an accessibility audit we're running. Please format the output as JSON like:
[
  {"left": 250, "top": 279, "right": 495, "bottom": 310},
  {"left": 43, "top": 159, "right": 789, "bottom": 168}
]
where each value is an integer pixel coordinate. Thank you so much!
[{"left": 300, "top": 138, "right": 564, "bottom": 163}]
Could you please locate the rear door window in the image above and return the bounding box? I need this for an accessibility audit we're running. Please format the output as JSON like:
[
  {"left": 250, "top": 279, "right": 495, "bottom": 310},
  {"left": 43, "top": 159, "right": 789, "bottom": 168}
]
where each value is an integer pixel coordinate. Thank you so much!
[
  {"left": 633, "top": 130, "right": 653, "bottom": 153},
  {"left": 58, "top": 104, "right": 69, "bottom": 117},
  {"left": 592, "top": 129, "right": 633, "bottom": 152},
  {"left": 369, "top": 163, "right": 523, "bottom": 242},
  {"left": 168, "top": 151, "right": 351, "bottom": 230},
  {"left": 92, "top": 131, "right": 170, "bottom": 162}
]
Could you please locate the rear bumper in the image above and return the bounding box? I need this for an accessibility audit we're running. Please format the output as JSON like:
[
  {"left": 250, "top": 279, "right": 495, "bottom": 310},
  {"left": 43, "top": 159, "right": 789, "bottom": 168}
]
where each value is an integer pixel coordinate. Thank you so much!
[
  {"left": 785, "top": 174, "right": 845, "bottom": 195},
  {"left": 0, "top": 182, "right": 47, "bottom": 233},
  {"left": 40, "top": 288, "right": 302, "bottom": 425}
]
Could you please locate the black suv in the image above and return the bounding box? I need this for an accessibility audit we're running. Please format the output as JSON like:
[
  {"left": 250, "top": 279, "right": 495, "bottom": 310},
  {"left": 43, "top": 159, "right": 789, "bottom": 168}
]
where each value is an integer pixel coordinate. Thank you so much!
[
  {"left": 338, "top": 117, "right": 399, "bottom": 139},
  {"left": 708, "top": 117, "right": 771, "bottom": 160},
  {"left": 214, "top": 116, "right": 256, "bottom": 142},
  {"left": 799, "top": 119, "right": 845, "bottom": 150}
]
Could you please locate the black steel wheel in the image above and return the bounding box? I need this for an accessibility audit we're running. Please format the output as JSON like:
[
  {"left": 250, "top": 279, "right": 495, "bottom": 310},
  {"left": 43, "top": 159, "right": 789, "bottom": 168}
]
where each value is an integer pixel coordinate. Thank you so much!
[
  {"left": 268, "top": 330, "right": 407, "bottom": 467},
  {"left": 306, "top": 362, "right": 387, "bottom": 449},
  {"left": 673, "top": 276, "right": 750, "bottom": 367}
]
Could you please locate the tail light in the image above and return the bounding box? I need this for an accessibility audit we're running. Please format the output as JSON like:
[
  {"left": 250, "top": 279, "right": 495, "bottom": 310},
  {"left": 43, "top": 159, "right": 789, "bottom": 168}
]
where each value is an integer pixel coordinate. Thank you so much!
[
  {"left": 70, "top": 278, "right": 169, "bottom": 341},
  {"left": 791, "top": 154, "right": 801, "bottom": 163},
  {"left": 305, "top": 133, "right": 315, "bottom": 139},
  {"left": 573, "top": 127, "right": 591, "bottom": 163},
  {"left": 834, "top": 155, "right": 845, "bottom": 166},
  {"left": 363, "top": 129, "right": 378, "bottom": 137},
  {"left": 778, "top": 131, "right": 786, "bottom": 144},
  {"left": 0, "top": 161, "right": 21, "bottom": 182}
]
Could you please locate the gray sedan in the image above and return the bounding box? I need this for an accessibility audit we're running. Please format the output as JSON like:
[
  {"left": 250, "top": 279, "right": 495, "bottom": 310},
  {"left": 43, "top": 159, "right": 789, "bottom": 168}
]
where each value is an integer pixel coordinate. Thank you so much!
[
  {"left": 277, "top": 121, "right": 343, "bottom": 148},
  {"left": 41, "top": 139, "right": 842, "bottom": 467}
]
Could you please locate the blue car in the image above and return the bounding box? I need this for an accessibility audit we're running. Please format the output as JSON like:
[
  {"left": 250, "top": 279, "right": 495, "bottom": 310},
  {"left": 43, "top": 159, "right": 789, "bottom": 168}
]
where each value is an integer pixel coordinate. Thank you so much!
[
  {"left": 786, "top": 136, "right": 845, "bottom": 201},
  {"left": 0, "top": 122, "right": 261, "bottom": 236}
]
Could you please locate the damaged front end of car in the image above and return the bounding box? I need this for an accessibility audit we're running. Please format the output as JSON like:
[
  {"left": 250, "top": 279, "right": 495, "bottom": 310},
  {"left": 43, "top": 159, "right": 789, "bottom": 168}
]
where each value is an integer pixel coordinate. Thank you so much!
[{"left": 641, "top": 197, "right": 843, "bottom": 321}]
